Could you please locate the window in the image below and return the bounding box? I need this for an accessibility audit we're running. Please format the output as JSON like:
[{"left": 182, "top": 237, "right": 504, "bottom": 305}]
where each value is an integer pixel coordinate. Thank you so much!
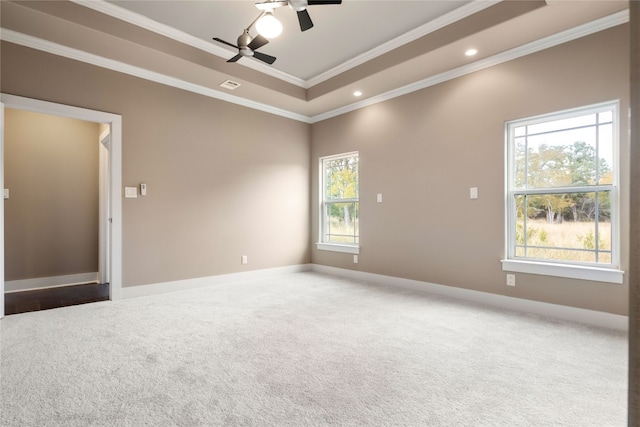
[
  {"left": 317, "top": 152, "right": 359, "bottom": 254},
  {"left": 503, "top": 102, "right": 623, "bottom": 283}
]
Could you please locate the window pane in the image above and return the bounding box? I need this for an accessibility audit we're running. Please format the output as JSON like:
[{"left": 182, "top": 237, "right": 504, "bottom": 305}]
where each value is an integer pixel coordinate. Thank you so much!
[
  {"left": 527, "top": 114, "right": 596, "bottom": 136},
  {"left": 596, "top": 192, "right": 612, "bottom": 254},
  {"left": 514, "top": 137, "right": 527, "bottom": 189},
  {"left": 525, "top": 128, "right": 598, "bottom": 188},
  {"left": 598, "top": 123, "right": 613, "bottom": 184},
  {"left": 598, "top": 111, "right": 613, "bottom": 124},
  {"left": 567, "top": 140, "right": 597, "bottom": 186},
  {"left": 325, "top": 202, "right": 359, "bottom": 244},
  {"left": 525, "top": 247, "right": 596, "bottom": 263},
  {"left": 515, "top": 195, "right": 526, "bottom": 245},
  {"left": 514, "top": 191, "right": 611, "bottom": 263},
  {"left": 599, "top": 252, "right": 612, "bottom": 264},
  {"left": 514, "top": 126, "right": 526, "bottom": 137},
  {"left": 324, "top": 156, "right": 358, "bottom": 200}
]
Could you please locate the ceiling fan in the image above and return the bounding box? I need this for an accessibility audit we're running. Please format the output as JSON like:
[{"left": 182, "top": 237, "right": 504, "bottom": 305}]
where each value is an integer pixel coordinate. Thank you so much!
[
  {"left": 213, "top": 30, "right": 276, "bottom": 64},
  {"left": 255, "top": 0, "right": 343, "bottom": 32}
]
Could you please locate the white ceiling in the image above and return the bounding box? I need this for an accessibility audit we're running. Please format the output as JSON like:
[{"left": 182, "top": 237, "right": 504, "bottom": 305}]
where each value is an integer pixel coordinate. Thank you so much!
[
  {"left": 109, "top": 0, "right": 472, "bottom": 81},
  {"left": 0, "top": 0, "right": 630, "bottom": 121}
]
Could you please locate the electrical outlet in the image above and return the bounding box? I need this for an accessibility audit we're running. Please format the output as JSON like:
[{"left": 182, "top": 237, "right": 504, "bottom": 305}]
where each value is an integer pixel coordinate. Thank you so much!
[
  {"left": 506, "top": 274, "right": 516, "bottom": 286},
  {"left": 353, "top": 255, "right": 358, "bottom": 264},
  {"left": 241, "top": 255, "right": 248, "bottom": 265}
]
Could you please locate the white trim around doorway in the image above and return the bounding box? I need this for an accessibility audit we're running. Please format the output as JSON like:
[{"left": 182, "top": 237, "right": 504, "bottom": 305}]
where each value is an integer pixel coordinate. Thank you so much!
[{"left": 0, "top": 94, "right": 123, "bottom": 307}]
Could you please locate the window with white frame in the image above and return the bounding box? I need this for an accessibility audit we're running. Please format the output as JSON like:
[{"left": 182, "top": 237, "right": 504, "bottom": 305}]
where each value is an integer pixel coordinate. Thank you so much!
[
  {"left": 504, "top": 102, "right": 622, "bottom": 282},
  {"left": 318, "top": 152, "right": 359, "bottom": 253}
]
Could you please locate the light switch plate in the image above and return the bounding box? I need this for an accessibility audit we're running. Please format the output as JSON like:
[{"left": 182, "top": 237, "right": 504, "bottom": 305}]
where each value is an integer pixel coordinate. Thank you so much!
[
  {"left": 376, "top": 193, "right": 383, "bottom": 203},
  {"left": 3, "top": 189, "right": 8, "bottom": 199},
  {"left": 125, "top": 187, "right": 138, "bottom": 198},
  {"left": 470, "top": 187, "right": 478, "bottom": 199}
]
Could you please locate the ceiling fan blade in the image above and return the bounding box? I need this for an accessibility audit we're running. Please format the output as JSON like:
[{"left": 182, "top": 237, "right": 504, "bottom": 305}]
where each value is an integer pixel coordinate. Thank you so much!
[
  {"left": 297, "top": 9, "right": 314, "bottom": 31},
  {"left": 255, "top": 1, "right": 288, "bottom": 11},
  {"left": 212, "top": 37, "right": 239, "bottom": 50},
  {"left": 307, "top": 0, "right": 342, "bottom": 4},
  {"left": 227, "top": 54, "right": 243, "bottom": 63},
  {"left": 248, "top": 34, "right": 269, "bottom": 51},
  {"left": 253, "top": 51, "right": 277, "bottom": 65}
]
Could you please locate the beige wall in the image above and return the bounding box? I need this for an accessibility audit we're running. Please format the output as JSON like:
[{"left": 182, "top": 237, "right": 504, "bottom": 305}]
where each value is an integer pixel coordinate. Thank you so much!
[
  {"left": 0, "top": 42, "right": 311, "bottom": 288},
  {"left": 0, "top": 24, "right": 629, "bottom": 314},
  {"left": 311, "top": 25, "right": 630, "bottom": 315},
  {"left": 4, "top": 109, "right": 99, "bottom": 281}
]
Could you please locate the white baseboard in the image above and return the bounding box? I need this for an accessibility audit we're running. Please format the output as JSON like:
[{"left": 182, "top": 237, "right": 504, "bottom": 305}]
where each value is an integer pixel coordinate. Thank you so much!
[
  {"left": 310, "top": 264, "right": 629, "bottom": 332},
  {"left": 122, "top": 264, "right": 312, "bottom": 299},
  {"left": 117, "top": 263, "right": 627, "bottom": 331},
  {"left": 5, "top": 272, "right": 99, "bottom": 293}
]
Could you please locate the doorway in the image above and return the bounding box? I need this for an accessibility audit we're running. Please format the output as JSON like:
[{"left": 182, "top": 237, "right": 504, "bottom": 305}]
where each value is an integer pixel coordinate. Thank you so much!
[{"left": 0, "top": 94, "right": 122, "bottom": 319}]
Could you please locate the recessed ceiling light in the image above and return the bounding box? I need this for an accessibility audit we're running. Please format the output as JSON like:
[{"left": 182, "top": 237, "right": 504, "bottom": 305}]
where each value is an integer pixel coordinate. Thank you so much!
[
  {"left": 353, "top": 91, "right": 363, "bottom": 97},
  {"left": 465, "top": 48, "right": 478, "bottom": 57}
]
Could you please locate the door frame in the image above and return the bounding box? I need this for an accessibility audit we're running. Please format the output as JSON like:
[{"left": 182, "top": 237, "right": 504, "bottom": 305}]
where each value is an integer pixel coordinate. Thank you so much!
[
  {"left": 99, "top": 127, "right": 111, "bottom": 285},
  {"left": 0, "top": 94, "right": 123, "bottom": 319}
]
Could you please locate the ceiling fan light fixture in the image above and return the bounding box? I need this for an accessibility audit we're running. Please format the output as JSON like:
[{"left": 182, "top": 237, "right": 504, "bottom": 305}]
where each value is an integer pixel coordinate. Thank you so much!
[
  {"left": 240, "top": 47, "right": 254, "bottom": 57},
  {"left": 256, "top": 11, "right": 283, "bottom": 38}
]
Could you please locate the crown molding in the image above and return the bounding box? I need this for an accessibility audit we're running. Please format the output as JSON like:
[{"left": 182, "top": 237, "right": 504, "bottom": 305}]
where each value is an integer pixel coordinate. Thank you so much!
[
  {"left": 0, "top": 9, "right": 628, "bottom": 124},
  {"left": 305, "top": 0, "right": 501, "bottom": 88},
  {"left": 0, "top": 28, "right": 311, "bottom": 123},
  {"left": 309, "top": 9, "right": 630, "bottom": 123},
  {"left": 70, "top": 0, "right": 307, "bottom": 88}
]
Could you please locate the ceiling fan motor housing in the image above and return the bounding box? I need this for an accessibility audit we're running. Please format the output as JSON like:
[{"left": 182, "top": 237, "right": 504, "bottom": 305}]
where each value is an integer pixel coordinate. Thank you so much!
[{"left": 237, "top": 31, "right": 253, "bottom": 49}]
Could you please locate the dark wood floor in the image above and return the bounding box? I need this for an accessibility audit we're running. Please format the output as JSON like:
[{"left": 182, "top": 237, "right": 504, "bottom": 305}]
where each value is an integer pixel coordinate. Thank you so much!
[{"left": 4, "top": 283, "right": 110, "bottom": 315}]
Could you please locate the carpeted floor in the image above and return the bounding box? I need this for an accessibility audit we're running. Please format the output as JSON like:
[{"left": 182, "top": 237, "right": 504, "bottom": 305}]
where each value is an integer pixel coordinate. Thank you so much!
[{"left": 0, "top": 272, "right": 628, "bottom": 426}]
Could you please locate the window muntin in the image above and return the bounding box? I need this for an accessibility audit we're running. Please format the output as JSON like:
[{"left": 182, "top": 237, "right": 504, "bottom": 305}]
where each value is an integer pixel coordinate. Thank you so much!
[
  {"left": 320, "top": 152, "right": 359, "bottom": 245},
  {"left": 507, "top": 103, "right": 618, "bottom": 268}
]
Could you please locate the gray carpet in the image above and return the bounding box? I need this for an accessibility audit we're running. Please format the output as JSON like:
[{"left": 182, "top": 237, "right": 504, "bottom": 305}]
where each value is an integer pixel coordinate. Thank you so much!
[{"left": 0, "top": 272, "right": 628, "bottom": 426}]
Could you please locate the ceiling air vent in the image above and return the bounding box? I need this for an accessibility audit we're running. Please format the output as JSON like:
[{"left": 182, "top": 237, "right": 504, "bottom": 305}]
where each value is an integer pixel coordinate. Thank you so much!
[{"left": 220, "top": 79, "right": 241, "bottom": 90}]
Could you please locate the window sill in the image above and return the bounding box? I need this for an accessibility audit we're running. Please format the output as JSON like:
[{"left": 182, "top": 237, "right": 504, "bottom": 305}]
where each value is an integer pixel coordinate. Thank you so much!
[
  {"left": 501, "top": 259, "right": 624, "bottom": 284},
  {"left": 316, "top": 243, "right": 360, "bottom": 254}
]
